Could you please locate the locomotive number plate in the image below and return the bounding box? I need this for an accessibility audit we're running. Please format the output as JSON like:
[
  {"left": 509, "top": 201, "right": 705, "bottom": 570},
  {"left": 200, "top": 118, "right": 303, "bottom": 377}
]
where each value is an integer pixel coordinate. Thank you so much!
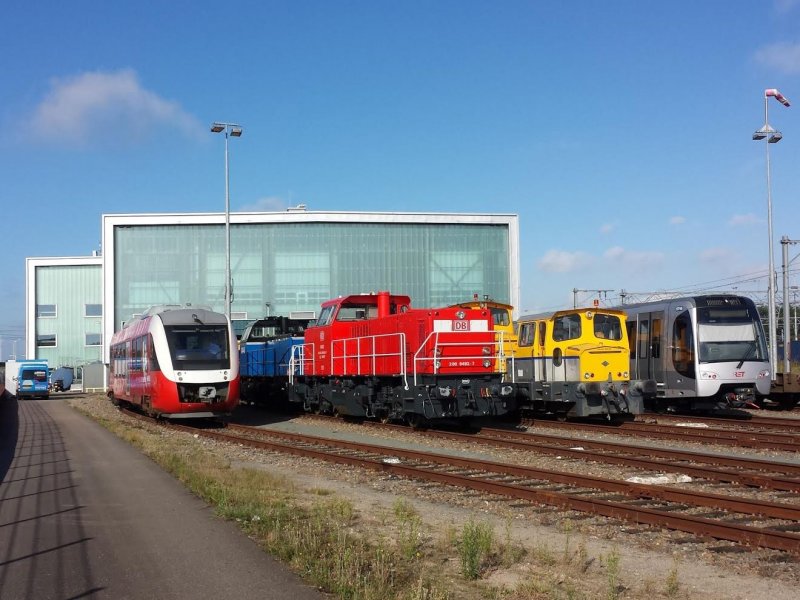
[
  {"left": 198, "top": 386, "right": 217, "bottom": 401},
  {"left": 452, "top": 320, "right": 470, "bottom": 331}
]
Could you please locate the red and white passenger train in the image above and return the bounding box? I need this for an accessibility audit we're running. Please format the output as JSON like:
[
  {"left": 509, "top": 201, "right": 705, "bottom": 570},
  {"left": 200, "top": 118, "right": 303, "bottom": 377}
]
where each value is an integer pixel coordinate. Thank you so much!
[
  {"left": 108, "top": 305, "right": 239, "bottom": 418},
  {"left": 287, "top": 291, "right": 516, "bottom": 425}
]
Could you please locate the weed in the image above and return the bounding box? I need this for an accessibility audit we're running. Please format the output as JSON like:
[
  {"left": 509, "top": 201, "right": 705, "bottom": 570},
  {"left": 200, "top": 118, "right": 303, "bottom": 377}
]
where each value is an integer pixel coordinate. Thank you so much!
[{"left": 459, "top": 519, "right": 494, "bottom": 580}]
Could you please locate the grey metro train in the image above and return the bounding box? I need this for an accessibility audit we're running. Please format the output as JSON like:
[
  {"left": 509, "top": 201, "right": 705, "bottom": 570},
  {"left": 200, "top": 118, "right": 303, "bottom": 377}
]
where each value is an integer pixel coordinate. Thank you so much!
[{"left": 620, "top": 295, "right": 771, "bottom": 412}]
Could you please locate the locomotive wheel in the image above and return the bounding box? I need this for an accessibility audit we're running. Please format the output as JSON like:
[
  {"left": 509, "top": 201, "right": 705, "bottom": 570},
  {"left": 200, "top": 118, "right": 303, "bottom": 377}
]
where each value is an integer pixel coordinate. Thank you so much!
[{"left": 404, "top": 413, "right": 428, "bottom": 430}]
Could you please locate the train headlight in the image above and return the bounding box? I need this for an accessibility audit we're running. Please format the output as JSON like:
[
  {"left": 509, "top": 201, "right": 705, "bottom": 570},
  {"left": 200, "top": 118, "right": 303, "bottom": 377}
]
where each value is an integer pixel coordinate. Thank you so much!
[
  {"left": 501, "top": 385, "right": 514, "bottom": 396},
  {"left": 758, "top": 369, "right": 770, "bottom": 379},
  {"left": 435, "top": 348, "right": 443, "bottom": 357},
  {"left": 434, "top": 360, "right": 441, "bottom": 368},
  {"left": 482, "top": 346, "right": 492, "bottom": 355},
  {"left": 482, "top": 359, "right": 492, "bottom": 368},
  {"left": 456, "top": 310, "right": 465, "bottom": 319},
  {"left": 584, "top": 372, "right": 591, "bottom": 379},
  {"left": 622, "top": 371, "right": 629, "bottom": 378},
  {"left": 699, "top": 370, "right": 719, "bottom": 380}
]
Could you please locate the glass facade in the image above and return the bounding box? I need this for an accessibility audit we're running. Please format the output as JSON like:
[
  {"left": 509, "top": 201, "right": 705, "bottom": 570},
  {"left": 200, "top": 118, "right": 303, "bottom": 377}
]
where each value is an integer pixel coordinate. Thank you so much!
[{"left": 113, "top": 221, "right": 511, "bottom": 328}]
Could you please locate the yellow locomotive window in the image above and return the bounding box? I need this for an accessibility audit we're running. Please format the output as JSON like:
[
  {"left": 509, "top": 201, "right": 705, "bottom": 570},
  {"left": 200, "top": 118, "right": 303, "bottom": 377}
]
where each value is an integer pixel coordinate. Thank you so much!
[
  {"left": 593, "top": 314, "right": 622, "bottom": 340},
  {"left": 519, "top": 323, "right": 535, "bottom": 346},
  {"left": 553, "top": 315, "right": 581, "bottom": 341}
]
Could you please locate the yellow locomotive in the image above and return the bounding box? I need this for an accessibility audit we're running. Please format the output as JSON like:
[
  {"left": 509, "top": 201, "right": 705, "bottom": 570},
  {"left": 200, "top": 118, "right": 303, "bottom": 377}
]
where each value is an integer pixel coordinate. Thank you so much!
[
  {"left": 450, "top": 295, "right": 517, "bottom": 374},
  {"left": 508, "top": 307, "right": 653, "bottom": 418}
]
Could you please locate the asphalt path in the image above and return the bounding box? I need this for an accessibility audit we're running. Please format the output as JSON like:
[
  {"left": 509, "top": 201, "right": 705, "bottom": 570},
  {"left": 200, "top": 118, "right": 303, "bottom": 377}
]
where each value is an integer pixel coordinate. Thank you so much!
[{"left": 0, "top": 396, "right": 326, "bottom": 600}]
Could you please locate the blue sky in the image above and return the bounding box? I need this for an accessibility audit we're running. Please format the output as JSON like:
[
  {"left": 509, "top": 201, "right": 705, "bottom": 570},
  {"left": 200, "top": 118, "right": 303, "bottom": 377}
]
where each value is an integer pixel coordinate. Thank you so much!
[{"left": 2, "top": 0, "right": 800, "bottom": 359}]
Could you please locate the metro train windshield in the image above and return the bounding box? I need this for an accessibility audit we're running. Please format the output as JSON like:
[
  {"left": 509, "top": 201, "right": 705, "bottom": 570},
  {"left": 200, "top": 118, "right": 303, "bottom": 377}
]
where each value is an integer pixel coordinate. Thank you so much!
[
  {"left": 696, "top": 306, "right": 767, "bottom": 364},
  {"left": 164, "top": 325, "right": 230, "bottom": 370}
]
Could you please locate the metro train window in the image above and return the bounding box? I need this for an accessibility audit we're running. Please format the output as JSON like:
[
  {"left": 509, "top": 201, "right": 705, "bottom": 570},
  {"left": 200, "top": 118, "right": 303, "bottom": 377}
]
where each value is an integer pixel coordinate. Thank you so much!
[
  {"left": 627, "top": 321, "right": 637, "bottom": 358},
  {"left": 672, "top": 311, "right": 695, "bottom": 378}
]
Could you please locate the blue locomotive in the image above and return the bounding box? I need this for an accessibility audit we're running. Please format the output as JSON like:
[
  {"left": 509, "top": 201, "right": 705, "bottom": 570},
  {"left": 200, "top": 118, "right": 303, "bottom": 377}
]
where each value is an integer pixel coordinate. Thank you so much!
[{"left": 238, "top": 314, "right": 314, "bottom": 406}]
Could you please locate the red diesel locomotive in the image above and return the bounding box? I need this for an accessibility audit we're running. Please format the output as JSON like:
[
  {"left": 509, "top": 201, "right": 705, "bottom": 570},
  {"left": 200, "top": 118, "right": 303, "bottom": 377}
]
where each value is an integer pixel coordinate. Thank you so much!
[
  {"left": 288, "top": 291, "right": 515, "bottom": 425},
  {"left": 108, "top": 305, "right": 239, "bottom": 418}
]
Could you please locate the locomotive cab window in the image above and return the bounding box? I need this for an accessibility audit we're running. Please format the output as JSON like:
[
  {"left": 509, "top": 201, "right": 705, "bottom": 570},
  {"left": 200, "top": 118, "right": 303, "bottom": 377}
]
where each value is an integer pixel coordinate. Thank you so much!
[
  {"left": 491, "top": 308, "right": 510, "bottom": 327},
  {"left": 317, "top": 305, "right": 335, "bottom": 326},
  {"left": 165, "top": 325, "right": 230, "bottom": 369},
  {"left": 518, "top": 322, "right": 535, "bottom": 347},
  {"left": 593, "top": 314, "right": 622, "bottom": 340},
  {"left": 552, "top": 314, "right": 581, "bottom": 341}
]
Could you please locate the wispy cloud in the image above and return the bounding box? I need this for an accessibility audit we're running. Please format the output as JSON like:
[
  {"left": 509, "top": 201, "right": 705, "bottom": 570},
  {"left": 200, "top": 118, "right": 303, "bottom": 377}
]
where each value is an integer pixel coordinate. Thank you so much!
[
  {"left": 775, "top": 0, "right": 800, "bottom": 15},
  {"left": 600, "top": 223, "right": 615, "bottom": 234},
  {"left": 603, "top": 246, "right": 664, "bottom": 272},
  {"left": 753, "top": 41, "right": 800, "bottom": 74},
  {"left": 537, "top": 250, "right": 594, "bottom": 273},
  {"left": 728, "top": 213, "right": 760, "bottom": 227},
  {"left": 28, "top": 69, "right": 203, "bottom": 146},
  {"left": 669, "top": 216, "right": 686, "bottom": 225},
  {"left": 238, "top": 196, "right": 291, "bottom": 212}
]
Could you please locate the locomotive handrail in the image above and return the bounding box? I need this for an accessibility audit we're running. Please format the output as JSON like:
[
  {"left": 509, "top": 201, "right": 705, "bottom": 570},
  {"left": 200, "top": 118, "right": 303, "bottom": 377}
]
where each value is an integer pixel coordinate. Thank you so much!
[
  {"left": 288, "top": 343, "right": 315, "bottom": 383},
  {"left": 412, "top": 330, "right": 502, "bottom": 386},
  {"left": 330, "top": 333, "right": 408, "bottom": 390}
]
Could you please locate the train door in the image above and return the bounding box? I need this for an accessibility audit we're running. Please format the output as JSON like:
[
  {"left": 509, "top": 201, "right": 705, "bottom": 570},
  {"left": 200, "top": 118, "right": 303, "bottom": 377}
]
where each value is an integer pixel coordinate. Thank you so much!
[
  {"left": 665, "top": 307, "right": 696, "bottom": 394},
  {"left": 632, "top": 312, "right": 664, "bottom": 384}
]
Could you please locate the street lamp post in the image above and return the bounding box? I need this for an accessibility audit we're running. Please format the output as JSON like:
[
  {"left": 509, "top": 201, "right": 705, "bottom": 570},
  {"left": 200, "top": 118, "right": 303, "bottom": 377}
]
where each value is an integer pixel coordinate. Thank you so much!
[
  {"left": 753, "top": 88, "right": 790, "bottom": 378},
  {"left": 210, "top": 122, "right": 243, "bottom": 320}
]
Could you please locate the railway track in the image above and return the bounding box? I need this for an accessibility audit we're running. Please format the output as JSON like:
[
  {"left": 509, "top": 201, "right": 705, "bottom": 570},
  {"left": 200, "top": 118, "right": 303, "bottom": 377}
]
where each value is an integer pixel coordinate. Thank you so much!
[
  {"left": 635, "top": 412, "right": 800, "bottom": 433},
  {"left": 521, "top": 418, "right": 800, "bottom": 452},
  {"left": 119, "top": 407, "right": 800, "bottom": 554},
  {"left": 350, "top": 419, "right": 800, "bottom": 493}
]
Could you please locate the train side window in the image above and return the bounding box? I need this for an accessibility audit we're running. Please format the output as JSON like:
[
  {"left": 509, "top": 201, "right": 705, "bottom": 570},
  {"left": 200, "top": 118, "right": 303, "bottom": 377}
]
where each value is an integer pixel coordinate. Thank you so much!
[
  {"left": 519, "top": 323, "right": 534, "bottom": 347},
  {"left": 627, "top": 321, "right": 637, "bottom": 359},
  {"left": 638, "top": 320, "right": 650, "bottom": 359},
  {"left": 538, "top": 322, "right": 546, "bottom": 347},
  {"left": 651, "top": 318, "right": 662, "bottom": 359},
  {"left": 672, "top": 311, "right": 695, "bottom": 378},
  {"left": 149, "top": 335, "right": 160, "bottom": 371}
]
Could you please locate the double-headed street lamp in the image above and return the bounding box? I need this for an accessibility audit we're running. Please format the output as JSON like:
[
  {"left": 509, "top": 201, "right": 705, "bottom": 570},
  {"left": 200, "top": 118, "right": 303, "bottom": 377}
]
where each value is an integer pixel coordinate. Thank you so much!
[
  {"left": 210, "top": 122, "right": 243, "bottom": 320},
  {"left": 753, "top": 89, "right": 790, "bottom": 377}
]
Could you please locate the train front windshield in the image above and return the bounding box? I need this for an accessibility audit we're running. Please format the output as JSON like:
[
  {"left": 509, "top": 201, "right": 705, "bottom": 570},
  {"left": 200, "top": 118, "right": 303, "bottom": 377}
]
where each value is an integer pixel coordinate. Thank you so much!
[
  {"left": 696, "top": 306, "right": 767, "bottom": 364},
  {"left": 164, "top": 325, "right": 230, "bottom": 370}
]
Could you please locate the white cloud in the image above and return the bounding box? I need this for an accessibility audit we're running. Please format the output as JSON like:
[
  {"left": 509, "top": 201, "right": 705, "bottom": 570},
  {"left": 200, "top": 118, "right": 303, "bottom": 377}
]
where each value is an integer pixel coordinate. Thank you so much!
[
  {"left": 669, "top": 216, "right": 686, "bottom": 225},
  {"left": 238, "top": 196, "right": 291, "bottom": 212},
  {"left": 753, "top": 41, "right": 800, "bottom": 74},
  {"left": 603, "top": 246, "right": 664, "bottom": 272},
  {"left": 537, "top": 249, "right": 594, "bottom": 273},
  {"left": 29, "top": 69, "right": 202, "bottom": 146},
  {"left": 728, "top": 213, "right": 760, "bottom": 227},
  {"left": 699, "top": 247, "right": 735, "bottom": 263}
]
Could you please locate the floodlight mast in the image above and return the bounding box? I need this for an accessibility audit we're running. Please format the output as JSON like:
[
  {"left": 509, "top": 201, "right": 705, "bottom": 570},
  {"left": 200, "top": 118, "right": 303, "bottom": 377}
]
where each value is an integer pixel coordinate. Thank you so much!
[
  {"left": 753, "top": 89, "right": 790, "bottom": 379},
  {"left": 210, "top": 122, "right": 243, "bottom": 320}
]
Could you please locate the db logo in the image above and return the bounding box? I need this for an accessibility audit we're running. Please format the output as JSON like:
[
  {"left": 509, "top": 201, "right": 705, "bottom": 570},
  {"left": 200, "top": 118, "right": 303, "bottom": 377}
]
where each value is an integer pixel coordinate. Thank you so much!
[
  {"left": 453, "top": 320, "right": 469, "bottom": 331},
  {"left": 734, "top": 371, "right": 745, "bottom": 378}
]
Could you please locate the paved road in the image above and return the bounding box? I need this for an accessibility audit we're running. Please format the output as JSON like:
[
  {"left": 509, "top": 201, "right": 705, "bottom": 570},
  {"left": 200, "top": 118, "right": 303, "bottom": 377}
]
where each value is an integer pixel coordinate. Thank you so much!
[{"left": 0, "top": 396, "right": 326, "bottom": 600}]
